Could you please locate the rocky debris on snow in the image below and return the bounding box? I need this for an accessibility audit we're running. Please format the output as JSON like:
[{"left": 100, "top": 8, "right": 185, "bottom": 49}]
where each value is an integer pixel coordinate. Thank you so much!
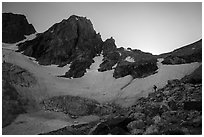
[
  {"left": 2, "top": 62, "right": 36, "bottom": 87},
  {"left": 2, "top": 13, "right": 36, "bottom": 43},
  {"left": 41, "top": 95, "right": 99, "bottom": 116},
  {"left": 41, "top": 95, "right": 126, "bottom": 118},
  {"left": 160, "top": 39, "right": 202, "bottom": 65}
]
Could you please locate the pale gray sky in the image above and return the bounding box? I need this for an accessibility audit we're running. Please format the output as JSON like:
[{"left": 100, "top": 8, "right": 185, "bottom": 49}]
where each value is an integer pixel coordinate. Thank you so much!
[{"left": 2, "top": 2, "right": 202, "bottom": 55}]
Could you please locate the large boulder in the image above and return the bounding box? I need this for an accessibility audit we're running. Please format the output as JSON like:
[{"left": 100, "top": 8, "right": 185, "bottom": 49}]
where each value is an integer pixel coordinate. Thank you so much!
[{"left": 2, "top": 13, "right": 36, "bottom": 43}]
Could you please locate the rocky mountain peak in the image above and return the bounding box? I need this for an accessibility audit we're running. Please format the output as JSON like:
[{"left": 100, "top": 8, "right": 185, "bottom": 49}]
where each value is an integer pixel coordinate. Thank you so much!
[
  {"left": 2, "top": 12, "right": 36, "bottom": 43},
  {"left": 17, "top": 14, "right": 104, "bottom": 78},
  {"left": 16, "top": 14, "right": 159, "bottom": 79},
  {"left": 18, "top": 15, "right": 103, "bottom": 66},
  {"left": 102, "top": 37, "right": 117, "bottom": 53}
]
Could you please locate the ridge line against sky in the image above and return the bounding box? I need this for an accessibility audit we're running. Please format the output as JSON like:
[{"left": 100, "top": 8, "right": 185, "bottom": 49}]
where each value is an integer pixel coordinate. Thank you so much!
[{"left": 2, "top": 2, "right": 202, "bottom": 55}]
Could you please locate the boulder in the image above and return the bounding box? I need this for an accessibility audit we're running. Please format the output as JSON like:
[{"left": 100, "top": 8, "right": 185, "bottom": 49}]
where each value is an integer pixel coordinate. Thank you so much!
[
  {"left": 127, "top": 119, "right": 146, "bottom": 130},
  {"left": 144, "top": 125, "right": 159, "bottom": 135},
  {"left": 130, "top": 128, "right": 144, "bottom": 135}
]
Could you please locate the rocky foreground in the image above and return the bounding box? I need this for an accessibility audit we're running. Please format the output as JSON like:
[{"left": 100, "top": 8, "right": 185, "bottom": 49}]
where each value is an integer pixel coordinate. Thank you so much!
[
  {"left": 2, "top": 62, "right": 37, "bottom": 127},
  {"left": 41, "top": 72, "right": 202, "bottom": 135}
]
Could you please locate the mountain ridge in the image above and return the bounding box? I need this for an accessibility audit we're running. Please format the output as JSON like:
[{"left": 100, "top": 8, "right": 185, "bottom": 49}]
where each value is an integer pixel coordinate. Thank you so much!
[
  {"left": 17, "top": 14, "right": 159, "bottom": 79},
  {"left": 2, "top": 12, "right": 36, "bottom": 43}
]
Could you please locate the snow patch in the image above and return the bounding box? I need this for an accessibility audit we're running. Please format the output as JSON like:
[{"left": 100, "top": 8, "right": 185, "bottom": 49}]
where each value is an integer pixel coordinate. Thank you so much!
[
  {"left": 112, "top": 63, "right": 117, "bottom": 69},
  {"left": 24, "top": 33, "right": 37, "bottom": 40},
  {"left": 125, "top": 56, "right": 135, "bottom": 62},
  {"left": 42, "top": 64, "right": 71, "bottom": 76},
  {"left": 2, "top": 33, "right": 37, "bottom": 51},
  {"left": 86, "top": 54, "right": 103, "bottom": 73},
  {"left": 22, "top": 54, "right": 71, "bottom": 76}
]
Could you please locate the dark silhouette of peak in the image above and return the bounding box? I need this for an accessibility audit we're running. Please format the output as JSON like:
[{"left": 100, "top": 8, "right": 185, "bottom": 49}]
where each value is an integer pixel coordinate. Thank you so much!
[
  {"left": 2, "top": 12, "right": 36, "bottom": 43},
  {"left": 17, "top": 15, "right": 103, "bottom": 78}
]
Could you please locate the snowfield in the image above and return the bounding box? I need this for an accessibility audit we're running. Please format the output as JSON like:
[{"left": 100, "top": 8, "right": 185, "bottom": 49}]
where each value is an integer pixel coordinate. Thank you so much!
[{"left": 2, "top": 47, "right": 200, "bottom": 106}]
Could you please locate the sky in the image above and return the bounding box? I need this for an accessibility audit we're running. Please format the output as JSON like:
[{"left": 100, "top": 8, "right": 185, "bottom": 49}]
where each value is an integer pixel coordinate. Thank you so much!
[{"left": 2, "top": 2, "right": 202, "bottom": 55}]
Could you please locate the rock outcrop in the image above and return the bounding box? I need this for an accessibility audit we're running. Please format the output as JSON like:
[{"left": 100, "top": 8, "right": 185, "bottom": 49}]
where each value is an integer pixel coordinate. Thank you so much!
[
  {"left": 2, "top": 79, "right": 26, "bottom": 128},
  {"left": 99, "top": 41, "right": 158, "bottom": 78},
  {"left": 127, "top": 79, "right": 202, "bottom": 135},
  {"left": 160, "top": 39, "right": 202, "bottom": 65},
  {"left": 2, "top": 62, "right": 34, "bottom": 127},
  {"left": 2, "top": 62, "right": 36, "bottom": 87},
  {"left": 2, "top": 13, "right": 36, "bottom": 43}
]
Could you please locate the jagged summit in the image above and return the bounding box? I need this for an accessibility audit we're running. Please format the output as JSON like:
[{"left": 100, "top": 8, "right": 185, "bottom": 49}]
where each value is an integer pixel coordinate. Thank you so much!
[
  {"left": 16, "top": 15, "right": 158, "bottom": 79},
  {"left": 2, "top": 13, "right": 36, "bottom": 43},
  {"left": 17, "top": 15, "right": 104, "bottom": 78},
  {"left": 16, "top": 14, "right": 201, "bottom": 79},
  {"left": 18, "top": 15, "right": 102, "bottom": 63}
]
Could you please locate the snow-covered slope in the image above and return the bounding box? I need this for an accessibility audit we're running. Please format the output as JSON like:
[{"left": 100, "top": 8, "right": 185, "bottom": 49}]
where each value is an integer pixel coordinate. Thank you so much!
[
  {"left": 2, "top": 47, "right": 200, "bottom": 107},
  {"left": 2, "top": 33, "right": 37, "bottom": 51}
]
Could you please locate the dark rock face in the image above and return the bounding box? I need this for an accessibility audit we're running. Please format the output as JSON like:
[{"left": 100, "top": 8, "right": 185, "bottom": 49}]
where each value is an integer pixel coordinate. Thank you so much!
[
  {"left": 18, "top": 15, "right": 103, "bottom": 78},
  {"left": 2, "top": 80, "right": 25, "bottom": 128},
  {"left": 2, "top": 62, "right": 31, "bottom": 127},
  {"left": 17, "top": 14, "right": 158, "bottom": 79},
  {"left": 160, "top": 39, "right": 202, "bottom": 65},
  {"left": 2, "top": 13, "right": 36, "bottom": 43},
  {"left": 113, "top": 59, "right": 158, "bottom": 78},
  {"left": 98, "top": 38, "right": 158, "bottom": 78},
  {"left": 2, "top": 62, "right": 36, "bottom": 87},
  {"left": 98, "top": 37, "right": 118, "bottom": 71}
]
